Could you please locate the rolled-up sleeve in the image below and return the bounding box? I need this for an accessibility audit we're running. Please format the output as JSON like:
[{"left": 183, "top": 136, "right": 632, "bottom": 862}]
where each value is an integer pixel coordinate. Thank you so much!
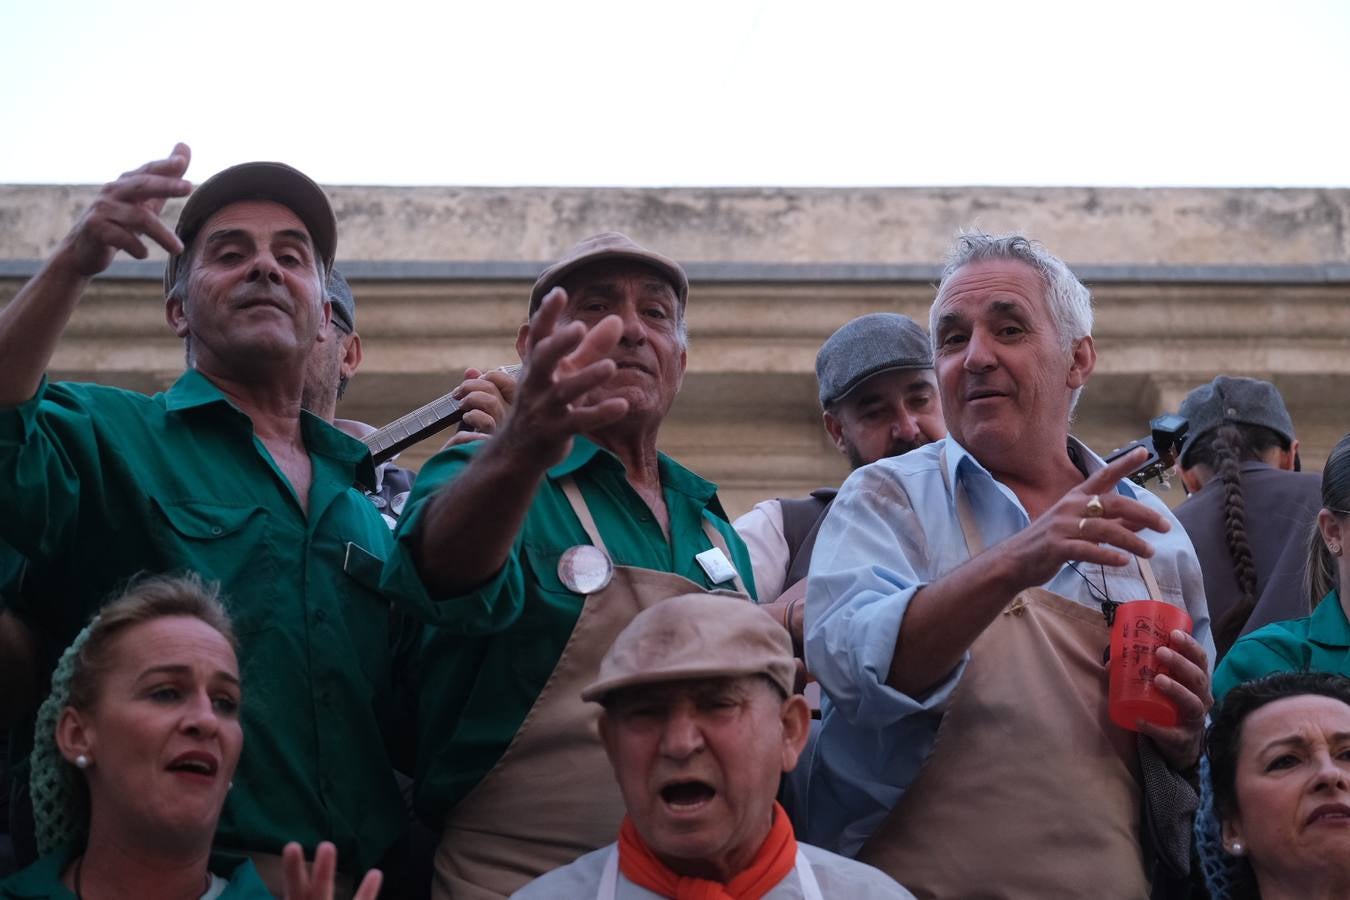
[
  {"left": 806, "top": 464, "right": 967, "bottom": 730},
  {"left": 379, "top": 444, "right": 526, "bottom": 633},
  {"left": 0, "top": 378, "right": 104, "bottom": 565}
]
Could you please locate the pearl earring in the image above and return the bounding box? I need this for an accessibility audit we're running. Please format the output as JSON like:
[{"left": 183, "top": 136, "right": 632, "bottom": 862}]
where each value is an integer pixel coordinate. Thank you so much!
[
  {"left": 1331, "top": 542, "right": 1344, "bottom": 558},
  {"left": 1229, "top": 841, "right": 1245, "bottom": 856},
  {"left": 74, "top": 755, "right": 89, "bottom": 770}
]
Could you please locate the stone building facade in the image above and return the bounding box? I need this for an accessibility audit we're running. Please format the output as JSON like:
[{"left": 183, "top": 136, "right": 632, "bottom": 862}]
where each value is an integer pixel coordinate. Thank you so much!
[{"left": 2, "top": 184, "right": 1348, "bottom": 514}]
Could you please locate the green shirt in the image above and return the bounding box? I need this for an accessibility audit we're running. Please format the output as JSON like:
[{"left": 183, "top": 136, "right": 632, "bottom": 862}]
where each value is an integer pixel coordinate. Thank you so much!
[
  {"left": 384, "top": 436, "right": 757, "bottom": 824},
  {"left": 1213, "top": 590, "right": 1350, "bottom": 701},
  {"left": 0, "top": 846, "right": 271, "bottom": 899},
  {"left": 0, "top": 371, "right": 411, "bottom": 872}
]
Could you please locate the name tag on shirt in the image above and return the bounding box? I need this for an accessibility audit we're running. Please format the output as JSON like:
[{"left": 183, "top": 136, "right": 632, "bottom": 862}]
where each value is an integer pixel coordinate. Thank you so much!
[{"left": 696, "top": 547, "right": 738, "bottom": 586}]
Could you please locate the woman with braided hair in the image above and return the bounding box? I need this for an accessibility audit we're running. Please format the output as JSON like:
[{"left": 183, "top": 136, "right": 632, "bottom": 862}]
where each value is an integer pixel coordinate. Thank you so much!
[
  {"left": 1174, "top": 376, "right": 1321, "bottom": 660},
  {"left": 0, "top": 573, "right": 382, "bottom": 900},
  {"left": 1214, "top": 433, "right": 1350, "bottom": 701}
]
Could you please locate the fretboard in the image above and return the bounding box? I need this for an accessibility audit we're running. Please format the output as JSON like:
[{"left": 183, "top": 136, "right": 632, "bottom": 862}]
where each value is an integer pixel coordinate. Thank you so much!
[{"left": 363, "top": 364, "right": 522, "bottom": 464}]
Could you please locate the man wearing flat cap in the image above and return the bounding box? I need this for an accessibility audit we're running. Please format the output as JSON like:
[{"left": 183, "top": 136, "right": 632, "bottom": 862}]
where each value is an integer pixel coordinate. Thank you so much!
[
  {"left": 735, "top": 313, "right": 945, "bottom": 644},
  {"left": 381, "top": 232, "right": 758, "bottom": 898},
  {"left": 513, "top": 593, "right": 913, "bottom": 899},
  {"left": 0, "top": 145, "right": 497, "bottom": 888}
]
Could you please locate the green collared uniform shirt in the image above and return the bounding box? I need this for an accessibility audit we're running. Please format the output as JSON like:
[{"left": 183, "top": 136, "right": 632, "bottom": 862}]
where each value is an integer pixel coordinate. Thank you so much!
[
  {"left": 0, "top": 846, "right": 271, "bottom": 899},
  {"left": 1213, "top": 590, "right": 1350, "bottom": 701},
  {"left": 0, "top": 371, "right": 411, "bottom": 873},
  {"left": 382, "top": 436, "right": 757, "bottom": 826}
]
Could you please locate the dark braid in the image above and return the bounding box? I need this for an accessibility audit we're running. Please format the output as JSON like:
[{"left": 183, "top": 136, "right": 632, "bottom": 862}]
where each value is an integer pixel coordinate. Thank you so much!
[
  {"left": 1186, "top": 423, "right": 1290, "bottom": 656},
  {"left": 1212, "top": 427, "right": 1258, "bottom": 656}
]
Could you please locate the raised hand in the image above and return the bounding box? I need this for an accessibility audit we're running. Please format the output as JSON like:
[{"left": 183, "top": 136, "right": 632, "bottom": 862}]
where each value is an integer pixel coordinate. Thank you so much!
[
  {"left": 282, "top": 841, "right": 382, "bottom": 900},
  {"left": 55, "top": 143, "right": 193, "bottom": 278},
  {"left": 993, "top": 447, "right": 1170, "bottom": 593},
  {"left": 497, "top": 287, "right": 628, "bottom": 466}
]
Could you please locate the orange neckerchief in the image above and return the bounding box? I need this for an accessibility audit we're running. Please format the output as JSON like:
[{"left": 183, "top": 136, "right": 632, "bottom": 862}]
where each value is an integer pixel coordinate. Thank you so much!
[{"left": 617, "top": 802, "right": 798, "bottom": 900}]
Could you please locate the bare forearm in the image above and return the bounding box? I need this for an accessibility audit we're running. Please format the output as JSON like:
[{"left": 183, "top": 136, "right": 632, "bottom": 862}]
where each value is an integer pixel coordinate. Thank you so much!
[
  {"left": 412, "top": 432, "right": 557, "bottom": 596},
  {"left": 887, "top": 550, "right": 1023, "bottom": 696},
  {"left": 0, "top": 610, "right": 38, "bottom": 725},
  {"left": 0, "top": 251, "right": 88, "bottom": 407}
]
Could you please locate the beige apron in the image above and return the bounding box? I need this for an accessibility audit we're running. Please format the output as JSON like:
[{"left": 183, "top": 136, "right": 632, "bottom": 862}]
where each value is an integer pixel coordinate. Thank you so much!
[
  {"left": 858, "top": 455, "right": 1159, "bottom": 900},
  {"left": 432, "top": 478, "right": 748, "bottom": 900}
]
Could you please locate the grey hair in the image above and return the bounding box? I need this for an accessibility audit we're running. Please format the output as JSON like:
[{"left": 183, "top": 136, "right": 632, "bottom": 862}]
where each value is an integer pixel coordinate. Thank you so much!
[{"left": 930, "top": 230, "right": 1093, "bottom": 410}]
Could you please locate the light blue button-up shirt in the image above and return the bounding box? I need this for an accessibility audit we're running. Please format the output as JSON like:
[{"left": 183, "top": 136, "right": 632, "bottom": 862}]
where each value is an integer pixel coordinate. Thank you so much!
[{"left": 802, "top": 437, "right": 1212, "bottom": 855}]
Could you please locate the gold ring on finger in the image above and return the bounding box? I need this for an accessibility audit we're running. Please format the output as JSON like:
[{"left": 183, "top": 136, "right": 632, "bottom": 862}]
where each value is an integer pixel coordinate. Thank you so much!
[
  {"left": 1078, "top": 517, "right": 1089, "bottom": 534},
  {"left": 1085, "top": 494, "right": 1105, "bottom": 518}
]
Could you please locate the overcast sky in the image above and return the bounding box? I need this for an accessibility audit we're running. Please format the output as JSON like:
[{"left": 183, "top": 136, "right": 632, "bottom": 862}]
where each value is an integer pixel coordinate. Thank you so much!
[{"left": 3, "top": 0, "right": 1347, "bottom": 187}]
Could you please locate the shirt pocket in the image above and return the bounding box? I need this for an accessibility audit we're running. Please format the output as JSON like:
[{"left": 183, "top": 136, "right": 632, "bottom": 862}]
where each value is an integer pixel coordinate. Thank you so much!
[
  {"left": 148, "top": 498, "right": 275, "bottom": 633},
  {"left": 522, "top": 542, "right": 582, "bottom": 599}
]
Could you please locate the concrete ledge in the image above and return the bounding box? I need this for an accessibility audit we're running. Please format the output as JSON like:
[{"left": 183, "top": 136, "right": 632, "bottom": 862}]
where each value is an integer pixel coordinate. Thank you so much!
[{"left": 3, "top": 259, "right": 1350, "bottom": 284}]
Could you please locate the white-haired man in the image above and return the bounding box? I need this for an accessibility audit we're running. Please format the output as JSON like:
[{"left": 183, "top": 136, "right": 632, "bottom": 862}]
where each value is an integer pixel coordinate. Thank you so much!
[{"left": 804, "top": 233, "right": 1213, "bottom": 898}]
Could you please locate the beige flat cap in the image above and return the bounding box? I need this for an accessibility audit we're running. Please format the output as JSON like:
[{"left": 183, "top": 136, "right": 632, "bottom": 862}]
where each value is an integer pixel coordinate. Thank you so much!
[
  {"left": 529, "top": 231, "right": 689, "bottom": 315},
  {"left": 582, "top": 592, "right": 794, "bottom": 703}
]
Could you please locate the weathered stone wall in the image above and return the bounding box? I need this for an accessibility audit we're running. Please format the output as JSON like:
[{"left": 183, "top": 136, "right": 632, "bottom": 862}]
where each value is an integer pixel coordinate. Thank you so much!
[
  {"left": 3, "top": 185, "right": 1349, "bottom": 265},
  {"left": 3, "top": 184, "right": 1349, "bottom": 516}
]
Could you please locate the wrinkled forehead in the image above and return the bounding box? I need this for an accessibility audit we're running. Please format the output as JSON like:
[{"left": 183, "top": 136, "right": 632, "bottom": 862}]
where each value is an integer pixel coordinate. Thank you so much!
[
  {"left": 196, "top": 199, "right": 313, "bottom": 247},
  {"left": 933, "top": 258, "right": 1049, "bottom": 320},
  {"left": 1240, "top": 694, "right": 1350, "bottom": 755}
]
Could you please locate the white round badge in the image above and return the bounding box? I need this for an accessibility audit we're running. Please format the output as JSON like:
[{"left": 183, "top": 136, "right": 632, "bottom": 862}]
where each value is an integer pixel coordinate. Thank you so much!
[{"left": 557, "top": 545, "right": 613, "bottom": 594}]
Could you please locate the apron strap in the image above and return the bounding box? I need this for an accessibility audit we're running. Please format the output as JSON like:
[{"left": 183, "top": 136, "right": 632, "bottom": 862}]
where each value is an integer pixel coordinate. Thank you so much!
[
  {"left": 561, "top": 476, "right": 610, "bottom": 556},
  {"left": 940, "top": 445, "right": 1162, "bottom": 600},
  {"left": 596, "top": 845, "right": 619, "bottom": 900},
  {"left": 561, "top": 476, "right": 748, "bottom": 595},
  {"left": 940, "top": 446, "right": 985, "bottom": 557},
  {"left": 1135, "top": 555, "right": 1163, "bottom": 602},
  {"left": 794, "top": 847, "right": 825, "bottom": 900},
  {"left": 701, "top": 517, "right": 747, "bottom": 594}
]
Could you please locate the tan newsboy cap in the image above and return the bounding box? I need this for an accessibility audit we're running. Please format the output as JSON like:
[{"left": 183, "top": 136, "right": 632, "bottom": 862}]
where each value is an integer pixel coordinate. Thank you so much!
[
  {"left": 529, "top": 231, "right": 690, "bottom": 315},
  {"left": 581, "top": 592, "right": 795, "bottom": 703}
]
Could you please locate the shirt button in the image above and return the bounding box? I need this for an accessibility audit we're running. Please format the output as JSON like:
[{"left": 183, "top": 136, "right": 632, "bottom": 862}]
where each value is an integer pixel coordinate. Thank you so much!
[
  {"left": 210, "top": 526, "right": 223, "bottom": 535},
  {"left": 314, "top": 609, "right": 328, "bottom": 624}
]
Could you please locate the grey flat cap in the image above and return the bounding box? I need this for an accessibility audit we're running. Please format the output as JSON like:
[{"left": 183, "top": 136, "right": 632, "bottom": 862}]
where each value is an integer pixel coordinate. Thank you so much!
[
  {"left": 1178, "top": 375, "right": 1296, "bottom": 467},
  {"left": 817, "top": 313, "right": 933, "bottom": 408}
]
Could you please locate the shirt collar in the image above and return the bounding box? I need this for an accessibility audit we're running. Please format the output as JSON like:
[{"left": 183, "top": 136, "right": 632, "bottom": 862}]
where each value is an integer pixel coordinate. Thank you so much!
[
  {"left": 1308, "top": 590, "right": 1350, "bottom": 649},
  {"left": 163, "top": 370, "right": 377, "bottom": 491},
  {"left": 546, "top": 436, "right": 719, "bottom": 507},
  {"left": 1, "top": 843, "right": 75, "bottom": 897},
  {"left": 163, "top": 368, "right": 236, "bottom": 413},
  {"left": 943, "top": 434, "right": 1141, "bottom": 499}
]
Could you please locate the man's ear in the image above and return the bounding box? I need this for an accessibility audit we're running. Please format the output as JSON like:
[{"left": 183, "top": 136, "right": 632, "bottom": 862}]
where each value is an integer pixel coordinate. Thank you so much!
[
  {"left": 1067, "top": 335, "right": 1096, "bottom": 389},
  {"left": 1178, "top": 465, "right": 1205, "bottom": 494},
  {"left": 165, "top": 294, "right": 189, "bottom": 338},
  {"left": 823, "top": 410, "right": 847, "bottom": 455},
  {"left": 340, "top": 332, "right": 364, "bottom": 381},
  {"left": 56, "top": 706, "right": 94, "bottom": 766},
  {"left": 515, "top": 322, "right": 530, "bottom": 361},
  {"left": 1276, "top": 438, "right": 1300, "bottom": 472},
  {"left": 779, "top": 694, "right": 812, "bottom": 774}
]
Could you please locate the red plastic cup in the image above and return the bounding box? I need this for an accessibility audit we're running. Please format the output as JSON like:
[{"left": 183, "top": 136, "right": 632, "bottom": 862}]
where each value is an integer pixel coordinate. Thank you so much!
[{"left": 1108, "top": 600, "right": 1193, "bottom": 732}]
